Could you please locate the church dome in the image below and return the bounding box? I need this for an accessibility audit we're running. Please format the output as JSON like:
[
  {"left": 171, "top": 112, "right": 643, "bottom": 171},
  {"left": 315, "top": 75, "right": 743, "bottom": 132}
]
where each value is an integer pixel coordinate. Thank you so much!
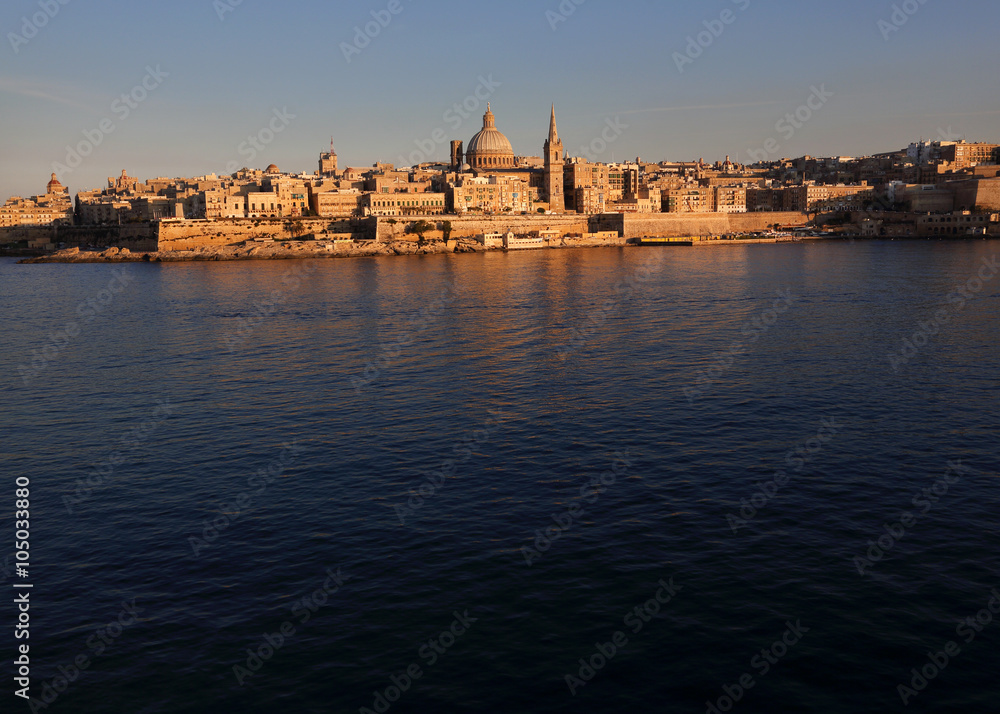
[
  {"left": 466, "top": 104, "right": 515, "bottom": 169},
  {"left": 265, "top": 164, "right": 279, "bottom": 173},
  {"left": 47, "top": 172, "right": 66, "bottom": 193}
]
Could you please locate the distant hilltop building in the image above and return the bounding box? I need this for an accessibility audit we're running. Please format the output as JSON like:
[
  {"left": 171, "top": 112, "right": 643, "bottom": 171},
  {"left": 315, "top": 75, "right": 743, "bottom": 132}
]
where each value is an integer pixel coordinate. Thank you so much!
[
  {"left": 319, "top": 138, "right": 338, "bottom": 177},
  {"left": 0, "top": 173, "right": 74, "bottom": 228},
  {"left": 109, "top": 169, "right": 138, "bottom": 194}
]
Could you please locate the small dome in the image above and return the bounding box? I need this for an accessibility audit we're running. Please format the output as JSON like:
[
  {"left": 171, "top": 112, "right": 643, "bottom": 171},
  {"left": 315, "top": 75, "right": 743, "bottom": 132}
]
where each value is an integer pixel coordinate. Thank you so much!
[
  {"left": 47, "top": 172, "right": 65, "bottom": 193},
  {"left": 265, "top": 164, "right": 279, "bottom": 173}
]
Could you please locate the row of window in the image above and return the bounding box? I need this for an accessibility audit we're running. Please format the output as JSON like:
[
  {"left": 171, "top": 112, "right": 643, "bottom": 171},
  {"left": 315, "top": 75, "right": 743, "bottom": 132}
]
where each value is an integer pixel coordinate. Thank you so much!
[{"left": 248, "top": 202, "right": 306, "bottom": 211}]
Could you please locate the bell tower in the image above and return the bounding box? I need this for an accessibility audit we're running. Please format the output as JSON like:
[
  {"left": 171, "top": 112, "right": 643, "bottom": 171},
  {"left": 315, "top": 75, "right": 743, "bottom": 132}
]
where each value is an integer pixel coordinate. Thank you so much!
[
  {"left": 544, "top": 105, "right": 565, "bottom": 213},
  {"left": 319, "top": 137, "right": 338, "bottom": 177}
]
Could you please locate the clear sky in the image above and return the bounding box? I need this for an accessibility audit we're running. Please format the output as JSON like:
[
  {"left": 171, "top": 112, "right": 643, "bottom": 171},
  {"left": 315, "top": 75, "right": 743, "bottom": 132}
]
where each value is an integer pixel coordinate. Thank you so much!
[{"left": 2, "top": 0, "right": 999, "bottom": 199}]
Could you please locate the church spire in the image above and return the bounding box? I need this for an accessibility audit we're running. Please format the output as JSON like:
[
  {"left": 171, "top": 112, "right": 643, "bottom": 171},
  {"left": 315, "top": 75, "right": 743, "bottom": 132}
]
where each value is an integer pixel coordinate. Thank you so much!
[{"left": 544, "top": 103, "right": 565, "bottom": 213}]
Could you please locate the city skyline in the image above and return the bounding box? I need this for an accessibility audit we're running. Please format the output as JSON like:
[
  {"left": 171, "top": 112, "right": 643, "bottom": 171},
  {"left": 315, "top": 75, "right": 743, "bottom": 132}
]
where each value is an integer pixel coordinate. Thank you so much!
[{"left": 3, "top": 0, "right": 1000, "bottom": 198}]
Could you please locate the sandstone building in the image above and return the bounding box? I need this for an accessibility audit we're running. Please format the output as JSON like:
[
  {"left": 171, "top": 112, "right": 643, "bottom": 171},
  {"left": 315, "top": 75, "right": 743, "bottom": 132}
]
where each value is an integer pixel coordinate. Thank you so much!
[{"left": 0, "top": 174, "right": 74, "bottom": 227}]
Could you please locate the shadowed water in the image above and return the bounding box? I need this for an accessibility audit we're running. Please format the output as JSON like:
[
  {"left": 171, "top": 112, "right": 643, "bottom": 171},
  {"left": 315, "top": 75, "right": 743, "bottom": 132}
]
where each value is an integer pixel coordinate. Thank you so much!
[{"left": 1, "top": 241, "right": 998, "bottom": 713}]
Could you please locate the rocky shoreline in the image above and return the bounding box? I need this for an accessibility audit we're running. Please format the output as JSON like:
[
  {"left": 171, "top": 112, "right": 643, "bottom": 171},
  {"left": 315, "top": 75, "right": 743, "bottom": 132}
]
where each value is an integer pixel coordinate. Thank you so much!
[{"left": 18, "top": 236, "right": 629, "bottom": 264}]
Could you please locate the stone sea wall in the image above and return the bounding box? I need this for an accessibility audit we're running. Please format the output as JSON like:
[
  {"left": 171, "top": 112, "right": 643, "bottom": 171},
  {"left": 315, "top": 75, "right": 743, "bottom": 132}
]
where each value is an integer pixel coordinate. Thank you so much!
[
  {"left": 594, "top": 211, "right": 811, "bottom": 238},
  {"left": 0, "top": 224, "right": 159, "bottom": 252},
  {"left": 374, "top": 215, "right": 591, "bottom": 242},
  {"left": 4, "top": 211, "right": 812, "bottom": 256},
  {"left": 156, "top": 218, "right": 369, "bottom": 250}
]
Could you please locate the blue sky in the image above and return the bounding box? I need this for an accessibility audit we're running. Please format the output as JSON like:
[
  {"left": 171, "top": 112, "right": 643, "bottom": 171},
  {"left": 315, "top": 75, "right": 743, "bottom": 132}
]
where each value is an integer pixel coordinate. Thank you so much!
[{"left": 2, "top": 0, "right": 998, "bottom": 198}]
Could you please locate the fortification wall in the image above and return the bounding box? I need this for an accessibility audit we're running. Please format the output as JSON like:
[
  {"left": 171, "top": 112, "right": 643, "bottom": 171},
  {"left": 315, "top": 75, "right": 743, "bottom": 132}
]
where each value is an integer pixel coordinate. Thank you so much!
[
  {"left": 374, "top": 215, "right": 591, "bottom": 242},
  {"left": 156, "top": 218, "right": 372, "bottom": 250},
  {"left": 4, "top": 211, "right": 813, "bottom": 254},
  {"left": 595, "top": 211, "right": 810, "bottom": 238},
  {"left": 0, "top": 224, "right": 159, "bottom": 251}
]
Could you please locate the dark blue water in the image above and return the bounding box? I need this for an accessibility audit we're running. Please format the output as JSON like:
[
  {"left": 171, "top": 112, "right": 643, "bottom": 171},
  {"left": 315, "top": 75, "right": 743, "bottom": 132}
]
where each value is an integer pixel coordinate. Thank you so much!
[{"left": 2, "top": 242, "right": 998, "bottom": 713}]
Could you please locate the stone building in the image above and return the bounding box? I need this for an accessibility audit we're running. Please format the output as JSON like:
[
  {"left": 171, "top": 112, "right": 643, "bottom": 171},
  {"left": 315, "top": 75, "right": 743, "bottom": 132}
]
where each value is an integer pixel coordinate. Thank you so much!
[
  {"left": 106, "top": 169, "right": 140, "bottom": 195},
  {"left": 665, "top": 187, "right": 714, "bottom": 213},
  {"left": 200, "top": 189, "right": 247, "bottom": 219},
  {"left": 608, "top": 163, "right": 640, "bottom": 202},
  {"left": 312, "top": 190, "right": 363, "bottom": 217},
  {"left": 75, "top": 196, "right": 132, "bottom": 224},
  {"left": 940, "top": 142, "right": 1000, "bottom": 170},
  {"left": 365, "top": 193, "right": 447, "bottom": 216},
  {"left": 714, "top": 186, "right": 748, "bottom": 213},
  {"left": 564, "top": 159, "right": 612, "bottom": 213},
  {"left": 319, "top": 139, "right": 338, "bottom": 177},
  {"left": 794, "top": 184, "right": 874, "bottom": 212},
  {"left": 246, "top": 192, "right": 280, "bottom": 218},
  {"left": 261, "top": 178, "right": 310, "bottom": 216},
  {"left": 0, "top": 174, "right": 75, "bottom": 227},
  {"left": 451, "top": 175, "right": 531, "bottom": 214},
  {"left": 610, "top": 187, "right": 662, "bottom": 213}
]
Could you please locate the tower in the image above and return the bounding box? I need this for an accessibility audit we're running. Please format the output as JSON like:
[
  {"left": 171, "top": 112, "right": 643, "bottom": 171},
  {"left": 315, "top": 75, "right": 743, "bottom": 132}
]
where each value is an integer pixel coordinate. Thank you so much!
[
  {"left": 450, "top": 140, "right": 464, "bottom": 171},
  {"left": 544, "top": 104, "right": 565, "bottom": 213},
  {"left": 319, "top": 137, "right": 338, "bottom": 177}
]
